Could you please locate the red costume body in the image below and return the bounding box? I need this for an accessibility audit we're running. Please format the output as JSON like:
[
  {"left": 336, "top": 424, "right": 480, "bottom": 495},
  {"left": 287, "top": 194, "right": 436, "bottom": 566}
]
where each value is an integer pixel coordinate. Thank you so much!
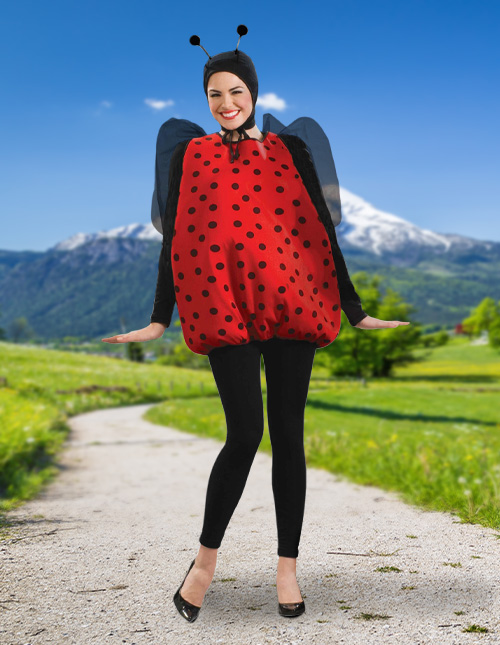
[{"left": 171, "top": 131, "right": 342, "bottom": 355}]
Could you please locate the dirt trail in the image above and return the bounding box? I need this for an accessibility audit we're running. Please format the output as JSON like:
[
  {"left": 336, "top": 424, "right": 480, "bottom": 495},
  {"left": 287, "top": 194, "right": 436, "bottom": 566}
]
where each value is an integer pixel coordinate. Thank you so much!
[{"left": 1, "top": 403, "right": 499, "bottom": 644}]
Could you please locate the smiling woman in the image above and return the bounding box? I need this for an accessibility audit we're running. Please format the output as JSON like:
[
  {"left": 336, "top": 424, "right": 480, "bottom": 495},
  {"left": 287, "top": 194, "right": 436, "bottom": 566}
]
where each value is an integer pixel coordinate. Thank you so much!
[{"left": 100, "top": 23, "right": 409, "bottom": 624}]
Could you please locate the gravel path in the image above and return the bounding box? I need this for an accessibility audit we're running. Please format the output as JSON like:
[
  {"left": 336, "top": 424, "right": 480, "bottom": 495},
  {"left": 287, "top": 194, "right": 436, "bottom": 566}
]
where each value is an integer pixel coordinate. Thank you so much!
[{"left": 1, "top": 403, "right": 499, "bottom": 644}]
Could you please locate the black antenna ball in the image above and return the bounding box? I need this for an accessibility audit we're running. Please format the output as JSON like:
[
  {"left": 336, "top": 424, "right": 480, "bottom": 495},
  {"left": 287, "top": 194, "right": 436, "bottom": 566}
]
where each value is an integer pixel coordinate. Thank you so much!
[
  {"left": 189, "top": 35, "right": 200, "bottom": 46},
  {"left": 237, "top": 24, "right": 248, "bottom": 36}
]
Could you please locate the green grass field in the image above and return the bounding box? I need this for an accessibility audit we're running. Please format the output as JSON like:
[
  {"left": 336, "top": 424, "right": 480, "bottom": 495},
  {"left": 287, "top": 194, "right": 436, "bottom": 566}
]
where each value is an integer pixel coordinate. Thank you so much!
[{"left": 1, "top": 337, "right": 499, "bottom": 534}]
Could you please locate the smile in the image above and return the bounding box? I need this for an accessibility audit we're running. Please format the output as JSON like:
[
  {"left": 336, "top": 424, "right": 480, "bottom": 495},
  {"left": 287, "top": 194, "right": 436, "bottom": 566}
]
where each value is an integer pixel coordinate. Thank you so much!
[{"left": 221, "top": 110, "right": 240, "bottom": 119}]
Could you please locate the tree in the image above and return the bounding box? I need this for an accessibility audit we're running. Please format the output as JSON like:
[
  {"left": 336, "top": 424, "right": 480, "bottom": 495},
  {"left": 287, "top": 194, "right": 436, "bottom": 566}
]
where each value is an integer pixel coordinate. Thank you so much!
[
  {"left": 126, "top": 341, "right": 145, "bottom": 362},
  {"left": 8, "top": 317, "right": 35, "bottom": 343},
  {"left": 319, "top": 272, "right": 422, "bottom": 378},
  {"left": 0, "top": 305, "right": 5, "bottom": 340},
  {"left": 462, "top": 297, "right": 500, "bottom": 350},
  {"left": 489, "top": 317, "right": 500, "bottom": 348}
]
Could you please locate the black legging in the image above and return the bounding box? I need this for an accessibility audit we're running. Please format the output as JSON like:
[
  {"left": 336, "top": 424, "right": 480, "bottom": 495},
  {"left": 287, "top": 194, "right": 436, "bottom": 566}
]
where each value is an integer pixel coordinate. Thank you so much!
[{"left": 199, "top": 337, "right": 317, "bottom": 558}]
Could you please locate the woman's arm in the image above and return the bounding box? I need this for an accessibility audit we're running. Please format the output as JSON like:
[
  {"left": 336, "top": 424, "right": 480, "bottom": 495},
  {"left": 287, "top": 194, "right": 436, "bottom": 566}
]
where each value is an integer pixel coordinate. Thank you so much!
[
  {"left": 150, "top": 140, "right": 190, "bottom": 326},
  {"left": 278, "top": 133, "right": 368, "bottom": 327}
]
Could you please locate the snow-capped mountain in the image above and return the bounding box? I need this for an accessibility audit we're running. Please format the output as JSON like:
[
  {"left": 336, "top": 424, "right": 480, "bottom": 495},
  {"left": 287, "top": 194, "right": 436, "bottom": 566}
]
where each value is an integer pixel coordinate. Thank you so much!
[
  {"left": 52, "top": 223, "right": 162, "bottom": 252},
  {"left": 3, "top": 186, "right": 499, "bottom": 340},
  {"left": 51, "top": 186, "right": 494, "bottom": 258},
  {"left": 336, "top": 187, "right": 494, "bottom": 255}
]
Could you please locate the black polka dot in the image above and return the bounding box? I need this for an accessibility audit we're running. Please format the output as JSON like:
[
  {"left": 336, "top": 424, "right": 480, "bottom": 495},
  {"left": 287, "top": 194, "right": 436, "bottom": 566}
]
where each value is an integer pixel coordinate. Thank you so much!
[{"left": 232, "top": 204, "right": 240, "bottom": 211}]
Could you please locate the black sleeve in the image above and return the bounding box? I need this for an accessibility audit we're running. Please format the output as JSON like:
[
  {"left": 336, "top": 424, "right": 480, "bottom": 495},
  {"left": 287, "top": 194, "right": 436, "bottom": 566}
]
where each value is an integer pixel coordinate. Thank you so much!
[
  {"left": 278, "top": 134, "right": 368, "bottom": 327},
  {"left": 150, "top": 140, "right": 190, "bottom": 326}
]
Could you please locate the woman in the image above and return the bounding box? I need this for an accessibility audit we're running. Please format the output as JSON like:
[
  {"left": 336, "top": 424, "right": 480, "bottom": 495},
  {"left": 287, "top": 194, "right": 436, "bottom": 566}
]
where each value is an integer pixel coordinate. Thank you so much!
[{"left": 103, "top": 26, "right": 409, "bottom": 622}]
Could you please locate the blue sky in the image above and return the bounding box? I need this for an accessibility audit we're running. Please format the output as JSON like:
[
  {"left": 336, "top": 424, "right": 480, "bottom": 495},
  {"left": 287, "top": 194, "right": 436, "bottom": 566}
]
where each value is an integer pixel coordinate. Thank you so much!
[{"left": 1, "top": 0, "right": 499, "bottom": 252}]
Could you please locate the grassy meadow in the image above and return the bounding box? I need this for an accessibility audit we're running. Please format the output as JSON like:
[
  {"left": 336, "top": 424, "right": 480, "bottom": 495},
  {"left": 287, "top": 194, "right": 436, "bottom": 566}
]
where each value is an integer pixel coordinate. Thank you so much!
[{"left": 1, "top": 337, "right": 499, "bottom": 534}]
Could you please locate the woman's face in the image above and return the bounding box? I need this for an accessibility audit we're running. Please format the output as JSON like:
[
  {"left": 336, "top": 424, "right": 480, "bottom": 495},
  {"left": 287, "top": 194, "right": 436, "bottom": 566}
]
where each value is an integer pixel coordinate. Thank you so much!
[{"left": 207, "top": 71, "right": 253, "bottom": 131}]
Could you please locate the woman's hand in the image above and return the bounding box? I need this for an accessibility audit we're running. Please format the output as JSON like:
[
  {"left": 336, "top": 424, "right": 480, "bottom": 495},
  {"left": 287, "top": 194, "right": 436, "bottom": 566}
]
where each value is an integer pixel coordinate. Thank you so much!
[
  {"left": 101, "top": 322, "right": 167, "bottom": 344},
  {"left": 354, "top": 315, "right": 410, "bottom": 330}
]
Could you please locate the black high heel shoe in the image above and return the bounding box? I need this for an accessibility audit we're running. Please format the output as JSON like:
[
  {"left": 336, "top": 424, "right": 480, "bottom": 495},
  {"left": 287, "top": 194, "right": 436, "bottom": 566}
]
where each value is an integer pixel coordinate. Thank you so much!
[
  {"left": 278, "top": 587, "right": 306, "bottom": 618},
  {"left": 279, "top": 599, "right": 306, "bottom": 617},
  {"left": 173, "top": 558, "right": 202, "bottom": 622}
]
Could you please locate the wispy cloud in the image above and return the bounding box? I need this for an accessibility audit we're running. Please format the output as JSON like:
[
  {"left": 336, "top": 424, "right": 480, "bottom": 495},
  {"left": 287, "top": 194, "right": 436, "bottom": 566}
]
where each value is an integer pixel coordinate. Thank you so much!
[
  {"left": 92, "top": 100, "right": 113, "bottom": 116},
  {"left": 144, "top": 98, "right": 175, "bottom": 111},
  {"left": 256, "top": 93, "right": 288, "bottom": 111}
]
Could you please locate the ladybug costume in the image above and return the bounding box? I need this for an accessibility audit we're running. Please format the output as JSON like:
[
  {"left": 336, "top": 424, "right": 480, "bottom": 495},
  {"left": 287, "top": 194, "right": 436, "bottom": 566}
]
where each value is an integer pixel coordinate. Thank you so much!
[{"left": 150, "top": 127, "right": 367, "bottom": 354}]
